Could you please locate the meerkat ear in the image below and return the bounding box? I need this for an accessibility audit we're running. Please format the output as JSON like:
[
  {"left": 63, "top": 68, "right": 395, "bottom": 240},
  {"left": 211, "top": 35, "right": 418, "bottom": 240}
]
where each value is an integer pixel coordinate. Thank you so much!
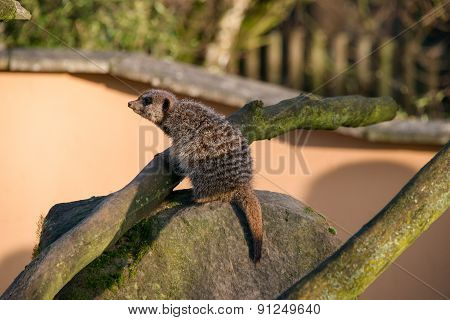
[{"left": 162, "top": 98, "right": 171, "bottom": 111}]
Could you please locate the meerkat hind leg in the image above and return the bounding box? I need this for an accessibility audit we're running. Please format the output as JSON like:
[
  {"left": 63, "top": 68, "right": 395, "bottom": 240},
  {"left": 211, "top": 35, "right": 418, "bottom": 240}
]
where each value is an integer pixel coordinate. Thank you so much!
[{"left": 195, "top": 191, "right": 233, "bottom": 203}]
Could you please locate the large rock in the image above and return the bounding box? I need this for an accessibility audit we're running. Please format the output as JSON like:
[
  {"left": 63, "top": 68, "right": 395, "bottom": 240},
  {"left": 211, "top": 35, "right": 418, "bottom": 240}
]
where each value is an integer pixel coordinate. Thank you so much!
[{"left": 39, "top": 190, "right": 340, "bottom": 299}]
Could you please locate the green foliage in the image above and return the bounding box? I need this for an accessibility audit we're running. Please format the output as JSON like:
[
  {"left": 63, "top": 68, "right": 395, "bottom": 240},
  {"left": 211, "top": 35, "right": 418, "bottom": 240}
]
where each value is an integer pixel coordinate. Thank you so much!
[
  {"left": 2, "top": 0, "right": 230, "bottom": 63},
  {"left": 237, "top": 0, "right": 297, "bottom": 50},
  {"left": 2, "top": 1, "right": 299, "bottom": 64}
]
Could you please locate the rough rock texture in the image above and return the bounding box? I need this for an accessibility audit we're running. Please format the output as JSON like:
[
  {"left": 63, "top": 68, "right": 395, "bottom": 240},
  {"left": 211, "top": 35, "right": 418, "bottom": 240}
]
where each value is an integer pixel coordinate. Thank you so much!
[{"left": 40, "top": 190, "right": 340, "bottom": 299}]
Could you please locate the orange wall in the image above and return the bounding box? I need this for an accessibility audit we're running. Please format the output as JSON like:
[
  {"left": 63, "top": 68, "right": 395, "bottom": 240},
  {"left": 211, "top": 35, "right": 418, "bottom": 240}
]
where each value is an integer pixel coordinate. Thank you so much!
[{"left": 0, "top": 72, "right": 448, "bottom": 299}]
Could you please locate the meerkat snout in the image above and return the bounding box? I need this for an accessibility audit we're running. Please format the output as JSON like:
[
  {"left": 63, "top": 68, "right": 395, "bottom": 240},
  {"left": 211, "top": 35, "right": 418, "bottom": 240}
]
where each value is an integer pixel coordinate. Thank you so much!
[
  {"left": 129, "top": 89, "right": 176, "bottom": 124},
  {"left": 128, "top": 99, "right": 141, "bottom": 112}
]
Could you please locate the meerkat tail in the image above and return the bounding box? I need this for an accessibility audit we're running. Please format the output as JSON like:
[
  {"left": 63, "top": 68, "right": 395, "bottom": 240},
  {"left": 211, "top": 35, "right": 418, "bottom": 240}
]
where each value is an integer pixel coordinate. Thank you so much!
[{"left": 233, "top": 186, "right": 263, "bottom": 263}]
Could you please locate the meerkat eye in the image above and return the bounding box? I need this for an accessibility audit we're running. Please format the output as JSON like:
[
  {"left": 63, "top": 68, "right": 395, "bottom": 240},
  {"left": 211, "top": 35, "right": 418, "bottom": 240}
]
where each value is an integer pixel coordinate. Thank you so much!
[
  {"left": 142, "top": 96, "right": 152, "bottom": 106},
  {"left": 162, "top": 98, "right": 170, "bottom": 111}
]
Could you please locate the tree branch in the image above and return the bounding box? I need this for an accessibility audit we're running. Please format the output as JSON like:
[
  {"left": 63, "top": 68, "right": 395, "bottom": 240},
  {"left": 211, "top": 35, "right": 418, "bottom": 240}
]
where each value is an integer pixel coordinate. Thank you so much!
[
  {"left": 229, "top": 95, "right": 398, "bottom": 142},
  {"left": 1, "top": 94, "right": 398, "bottom": 299},
  {"left": 204, "top": 0, "right": 252, "bottom": 71},
  {"left": 280, "top": 141, "right": 449, "bottom": 300}
]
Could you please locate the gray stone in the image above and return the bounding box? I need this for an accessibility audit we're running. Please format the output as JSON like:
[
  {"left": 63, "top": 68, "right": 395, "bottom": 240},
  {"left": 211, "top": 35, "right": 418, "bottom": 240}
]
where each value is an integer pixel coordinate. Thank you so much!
[
  {"left": 337, "top": 119, "right": 450, "bottom": 146},
  {"left": 47, "top": 190, "right": 340, "bottom": 299},
  {"left": 9, "top": 48, "right": 124, "bottom": 73},
  {"left": 110, "top": 53, "right": 298, "bottom": 107},
  {"left": 4, "top": 47, "right": 299, "bottom": 107}
]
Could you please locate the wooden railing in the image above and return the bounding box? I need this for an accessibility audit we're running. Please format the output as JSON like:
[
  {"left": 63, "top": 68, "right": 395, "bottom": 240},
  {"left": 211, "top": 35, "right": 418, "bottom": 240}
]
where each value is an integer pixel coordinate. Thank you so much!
[{"left": 230, "top": 27, "right": 446, "bottom": 117}]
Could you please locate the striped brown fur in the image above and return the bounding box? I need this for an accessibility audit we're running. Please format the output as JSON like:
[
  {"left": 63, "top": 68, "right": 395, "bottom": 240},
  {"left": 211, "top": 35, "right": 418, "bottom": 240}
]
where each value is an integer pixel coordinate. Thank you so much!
[{"left": 128, "top": 89, "right": 263, "bottom": 262}]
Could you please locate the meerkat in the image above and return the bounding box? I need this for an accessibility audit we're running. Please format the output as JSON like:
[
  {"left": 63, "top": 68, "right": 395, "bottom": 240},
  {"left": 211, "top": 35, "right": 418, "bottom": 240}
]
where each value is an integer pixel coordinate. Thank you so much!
[{"left": 128, "top": 89, "right": 263, "bottom": 262}]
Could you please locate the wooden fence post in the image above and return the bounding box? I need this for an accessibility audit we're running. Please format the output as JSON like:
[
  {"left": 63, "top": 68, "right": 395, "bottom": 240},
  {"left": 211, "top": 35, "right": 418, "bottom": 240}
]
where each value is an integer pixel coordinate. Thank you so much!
[
  {"left": 287, "top": 28, "right": 305, "bottom": 89},
  {"left": 424, "top": 44, "right": 443, "bottom": 117},
  {"left": 378, "top": 39, "right": 396, "bottom": 97},
  {"left": 356, "top": 35, "right": 373, "bottom": 93},
  {"left": 403, "top": 39, "right": 419, "bottom": 114},
  {"left": 310, "top": 30, "right": 327, "bottom": 94},
  {"left": 267, "top": 31, "right": 283, "bottom": 84},
  {"left": 331, "top": 33, "right": 349, "bottom": 94},
  {"left": 245, "top": 48, "right": 260, "bottom": 80}
]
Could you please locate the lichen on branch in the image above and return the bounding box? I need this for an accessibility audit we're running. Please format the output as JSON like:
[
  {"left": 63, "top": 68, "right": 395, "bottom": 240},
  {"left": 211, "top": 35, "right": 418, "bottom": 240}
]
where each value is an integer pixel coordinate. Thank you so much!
[
  {"left": 229, "top": 94, "right": 398, "bottom": 142},
  {"left": 280, "top": 142, "right": 450, "bottom": 300}
]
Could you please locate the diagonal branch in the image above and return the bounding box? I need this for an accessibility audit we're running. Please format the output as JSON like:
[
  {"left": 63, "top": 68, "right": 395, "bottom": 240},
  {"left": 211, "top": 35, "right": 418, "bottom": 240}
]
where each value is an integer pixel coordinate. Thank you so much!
[
  {"left": 280, "top": 141, "right": 449, "bottom": 300},
  {"left": 1, "top": 94, "right": 398, "bottom": 300}
]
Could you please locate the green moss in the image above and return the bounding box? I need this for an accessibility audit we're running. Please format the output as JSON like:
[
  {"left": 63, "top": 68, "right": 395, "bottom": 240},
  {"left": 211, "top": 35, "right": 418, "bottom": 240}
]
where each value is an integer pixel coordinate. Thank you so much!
[
  {"left": 31, "top": 214, "right": 45, "bottom": 259},
  {"left": 51, "top": 191, "right": 343, "bottom": 300},
  {"left": 31, "top": 244, "right": 40, "bottom": 259},
  {"left": 304, "top": 206, "right": 315, "bottom": 214},
  {"left": 0, "top": 1, "right": 15, "bottom": 20},
  {"left": 55, "top": 197, "right": 191, "bottom": 299},
  {"left": 56, "top": 217, "right": 156, "bottom": 298},
  {"left": 304, "top": 206, "right": 329, "bottom": 223}
]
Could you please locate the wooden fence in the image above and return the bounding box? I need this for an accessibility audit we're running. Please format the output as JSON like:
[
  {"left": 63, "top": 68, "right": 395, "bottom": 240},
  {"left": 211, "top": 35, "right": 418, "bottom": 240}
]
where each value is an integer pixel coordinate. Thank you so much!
[{"left": 230, "top": 27, "right": 447, "bottom": 117}]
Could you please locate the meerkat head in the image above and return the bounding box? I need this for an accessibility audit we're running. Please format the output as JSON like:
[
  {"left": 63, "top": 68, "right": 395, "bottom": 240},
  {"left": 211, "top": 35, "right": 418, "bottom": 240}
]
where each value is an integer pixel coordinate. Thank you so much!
[{"left": 128, "top": 89, "right": 177, "bottom": 124}]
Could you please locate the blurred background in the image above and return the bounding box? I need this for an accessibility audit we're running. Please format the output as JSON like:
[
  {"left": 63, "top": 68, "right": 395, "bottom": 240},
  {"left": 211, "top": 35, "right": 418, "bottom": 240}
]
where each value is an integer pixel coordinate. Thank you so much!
[
  {"left": 0, "top": 0, "right": 449, "bottom": 299},
  {"left": 2, "top": 0, "right": 448, "bottom": 118}
]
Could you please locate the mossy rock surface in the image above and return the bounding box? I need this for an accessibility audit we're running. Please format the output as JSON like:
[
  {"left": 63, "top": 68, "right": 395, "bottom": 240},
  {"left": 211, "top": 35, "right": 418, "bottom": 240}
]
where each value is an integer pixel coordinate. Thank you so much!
[{"left": 44, "top": 190, "right": 339, "bottom": 299}]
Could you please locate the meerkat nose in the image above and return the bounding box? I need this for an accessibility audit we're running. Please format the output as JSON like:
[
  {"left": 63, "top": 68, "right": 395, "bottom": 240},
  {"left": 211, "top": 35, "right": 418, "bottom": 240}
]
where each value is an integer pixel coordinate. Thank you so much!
[{"left": 128, "top": 101, "right": 137, "bottom": 110}]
